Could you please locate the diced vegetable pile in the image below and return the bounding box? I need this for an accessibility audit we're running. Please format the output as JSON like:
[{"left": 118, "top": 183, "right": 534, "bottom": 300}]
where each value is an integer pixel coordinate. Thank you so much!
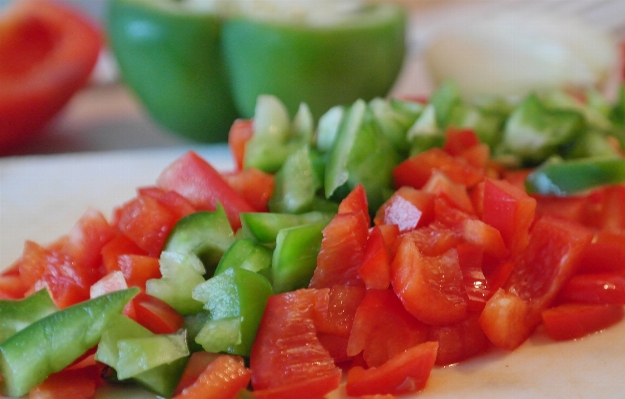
[{"left": 4, "top": 81, "right": 625, "bottom": 398}]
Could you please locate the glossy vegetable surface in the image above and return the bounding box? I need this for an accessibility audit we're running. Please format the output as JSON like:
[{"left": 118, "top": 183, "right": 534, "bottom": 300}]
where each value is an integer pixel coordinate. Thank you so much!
[
  {"left": 3, "top": 86, "right": 625, "bottom": 398},
  {"left": 223, "top": 4, "right": 407, "bottom": 119},
  {"left": 105, "top": 0, "right": 407, "bottom": 142},
  {"left": 106, "top": 0, "right": 238, "bottom": 143}
]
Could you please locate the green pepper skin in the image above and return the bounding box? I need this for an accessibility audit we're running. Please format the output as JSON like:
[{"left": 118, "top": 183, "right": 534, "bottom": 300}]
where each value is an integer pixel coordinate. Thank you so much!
[
  {"left": 0, "top": 288, "right": 139, "bottom": 397},
  {"left": 214, "top": 238, "right": 273, "bottom": 280},
  {"left": 192, "top": 268, "right": 273, "bottom": 356},
  {"left": 271, "top": 221, "right": 327, "bottom": 294},
  {"left": 525, "top": 156, "right": 625, "bottom": 196},
  {"left": 146, "top": 251, "right": 206, "bottom": 315},
  {"left": 325, "top": 99, "right": 402, "bottom": 212},
  {"left": 0, "top": 289, "right": 58, "bottom": 344},
  {"left": 106, "top": 0, "right": 238, "bottom": 142},
  {"left": 222, "top": 4, "right": 408, "bottom": 119},
  {"left": 269, "top": 146, "right": 323, "bottom": 214},
  {"left": 97, "top": 314, "right": 188, "bottom": 397},
  {"left": 241, "top": 211, "right": 333, "bottom": 244},
  {"left": 164, "top": 208, "right": 236, "bottom": 274}
]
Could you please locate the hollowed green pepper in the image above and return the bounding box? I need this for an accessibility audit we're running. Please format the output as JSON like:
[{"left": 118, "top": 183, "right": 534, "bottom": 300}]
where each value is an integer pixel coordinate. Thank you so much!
[
  {"left": 106, "top": 0, "right": 407, "bottom": 142},
  {"left": 106, "top": 0, "right": 238, "bottom": 142}
]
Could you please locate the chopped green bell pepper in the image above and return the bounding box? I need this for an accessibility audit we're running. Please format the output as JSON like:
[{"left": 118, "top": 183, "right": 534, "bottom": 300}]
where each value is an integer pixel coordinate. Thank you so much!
[
  {"left": 0, "top": 288, "right": 58, "bottom": 344},
  {"left": 97, "top": 314, "right": 188, "bottom": 397},
  {"left": 147, "top": 207, "right": 238, "bottom": 314},
  {"left": 243, "top": 96, "right": 315, "bottom": 174},
  {"left": 271, "top": 220, "right": 327, "bottom": 294},
  {"left": 0, "top": 288, "right": 139, "bottom": 397},
  {"left": 213, "top": 238, "right": 273, "bottom": 280},
  {"left": 405, "top": 104, "right": 446, "bottom": 156},
  {"left": 106, "top": 0, "right": 407, "bottom": 142},
  {"left": 146, "top": 251, "right": 206, "bottom": 315},
  {"left": 525, "top": 156, "right": 625, "bottom": 196},
  {"left": 369, "top": 97, "right": 423, "bottom": 154},
  {"left": 498, "top": 94, "right": 584, "bottom": 166},
  {"left": 192, "top": 267, "right": 273, "bottom": 356},
  {"left": 269, "top": 145, "right": 324, "bottom": 214},
  {"left": 240, "top": 211, "right": 334, "bottom": 244},
  {"left": 163, "top": 207, "right": 236, "bottom": 274},
  {"left": 325, "top": 98, "right": 401, "bottom": 211},
  {"left": 182, "top": 310, "right": 211, "bottom": 353}
]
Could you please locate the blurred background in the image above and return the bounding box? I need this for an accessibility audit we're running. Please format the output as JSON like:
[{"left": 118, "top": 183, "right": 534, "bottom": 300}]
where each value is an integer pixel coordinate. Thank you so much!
[{"left": 1, "top": 0, "right": 624, "bottom": 156}]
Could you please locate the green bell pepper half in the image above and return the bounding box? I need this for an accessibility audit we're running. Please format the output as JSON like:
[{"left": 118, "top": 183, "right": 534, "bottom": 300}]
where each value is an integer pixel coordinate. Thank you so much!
[
  {"left": 0, "top": 288, "right": 139, "bottom": 397},
  {"left": 106, "top": 0, "right": 408, "bottom": 142},
  {"left": 222, "top": 3, "right": 408, "bottom": 119},
  {"left": 106, "top": 0, "right": 238, "bottom": 142}
]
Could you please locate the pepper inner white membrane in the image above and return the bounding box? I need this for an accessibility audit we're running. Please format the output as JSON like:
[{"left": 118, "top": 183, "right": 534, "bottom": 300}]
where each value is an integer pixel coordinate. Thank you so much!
[{"left": 183, "top": 0, "right": 366, "bottom": 25}]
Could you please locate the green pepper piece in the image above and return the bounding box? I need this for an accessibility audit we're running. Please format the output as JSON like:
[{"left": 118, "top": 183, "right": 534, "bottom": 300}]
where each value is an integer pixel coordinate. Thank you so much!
[
  {"left": 93, "top": 384, "right": 160, "bottom": 399},
  {"left": 610, "top": 85, "right": 625, "bottom": 126},
  {"left": 541, "top": 89, "right": 614, "bottom": 132},
  {"left": 222, "top": 3, "right": 407, "bottom": 119},
  {"left": 214, "top": 238, "right": 273, "bottom": 281},
  {"left": 106, "top": 0, "right": 239, "bottom": 142},
  {"left": 0, "top": 289, "right": 58, "bottom": 344},
  {"left": 369, "top": 97, "right": 423, "bottom": 154},
  {"left": 325, "top": 99, "right": 401, "bottom": 212},
  {"left": 146, "top": 251, "right": 206, "bottom": 315},
  {"left": 406, "top": 104, "right": 446, "bottom": 156},
  {"left": 97, "top": 314, "right": 188, "bottom": 397},
  {"left": 562, "top": 129, "right": 620, "bottom": 159},
  {"left": 316, "top": 105, "right": 346, "bottom": 153},
  {"left": 192, "top": 268, "right": 273, "bottom": 356},
  {"left": 447, "top": 102, "right": 505, "bottom": 147},
  {"left": 163, "top": 207, "right": 236, "bottom": 274},
  {"left": 117, "top": 333, "right": 188, "bottom": 379},
  {"left": 240, "top": 211, "right": 333, "bottom": 244},
  {"left": 428, "top": 79, "right": 462, "bottom": 127},
  {"left": 269, "top": 146, "right": 323, "bottom": 214},
  {"left": 0, "top": 288, "right": 139, "bottom": 397},
  {"left": 499, "top": 94, "right": 584, "bottom": 166},
  {"left": 182, "top": 310, "right": 211, "bottom": 353},
  {"left": 236, "top": 390, "right": 257, "bottom": 399},
  {"left": 525, "top": 156, "right": 625, "bottom": 196},
  {"left": 271, "top": 220, "right": 327, "bottom": 294},
  {"left": 243, "top": 96, "right": 314, "bottom": 174}
]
